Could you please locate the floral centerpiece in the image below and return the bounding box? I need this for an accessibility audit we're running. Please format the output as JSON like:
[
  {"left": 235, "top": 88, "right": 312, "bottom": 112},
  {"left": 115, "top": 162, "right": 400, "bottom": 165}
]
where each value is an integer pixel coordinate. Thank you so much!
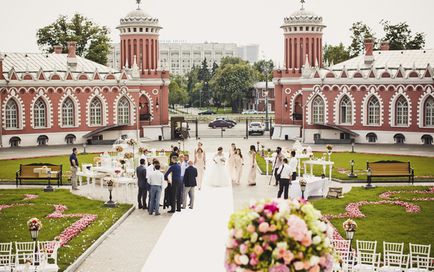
[
  {"left": 126, "top": 138, "right": 137, "bottom": 146},
  {"left": 342, "top": 219, "right": 357, "bottom": 232},
  {"left": 326, "top": 145, "right": 333, "bottom": 152},
  {"left": 124, "top": 152, "right": 134, "bottom": 159},
  {"left": 138, "top": 147, "right": 148, "bottom": 154},
  {"left": 115, "top": 145, "right": 124, "bottom": 153},
  {"left": 27, "top": 217, "right": 43, "bottom": 231},
  {"left": 225, "top": 199, "right": 334, "bottom": 272}
]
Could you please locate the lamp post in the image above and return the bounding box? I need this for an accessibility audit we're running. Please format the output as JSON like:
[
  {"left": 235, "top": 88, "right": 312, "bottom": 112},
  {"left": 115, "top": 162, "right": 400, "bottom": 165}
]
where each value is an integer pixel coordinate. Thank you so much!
[
  {"left": 365, "top": 168, "right": 375, "bottom": 189},
  {"left": 348, "top": 160, "right": 357, "bottom": 178},
  {"left": 82, "top": 143, "right": 87, "bottom": 155},
  {"left": 345, "top": 230, "right": 355, "bottom": 251},
  {"left": 104, "top": 179, "right": 118, "bottom": 208},
  {"left": 43, "top": 170, "right": 54, "bottom": 192},
  {"left": 300, "top": 178, "right": 307, "bottom": 200},
  {"left": 264, "top": 67, "right": 270, "bottom": 131},
  {"left": 351, "top": 142, "right": 355, "bottom": 153}
]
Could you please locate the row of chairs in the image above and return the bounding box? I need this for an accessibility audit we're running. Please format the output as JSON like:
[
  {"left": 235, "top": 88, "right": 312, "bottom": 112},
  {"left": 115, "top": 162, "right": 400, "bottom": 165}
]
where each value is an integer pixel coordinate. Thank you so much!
[
  {"left": 332, "top": 240, "right": 433, "bottom": 272},
  {"left": 0, "top": 241, "right": 59, "bottom": 272}
]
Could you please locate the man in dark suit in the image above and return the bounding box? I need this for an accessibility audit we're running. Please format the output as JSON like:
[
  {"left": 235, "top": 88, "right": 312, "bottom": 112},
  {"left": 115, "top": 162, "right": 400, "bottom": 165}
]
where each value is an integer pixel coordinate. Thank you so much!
[
  {"left": 164, "top": 156, "right": 182, "bottom": 213},
  {"left": 136, "top": 159, "right": 148, "bottom": 209},
  {"left": 182, "top": 160, "right": 197, "bottom": 209}
]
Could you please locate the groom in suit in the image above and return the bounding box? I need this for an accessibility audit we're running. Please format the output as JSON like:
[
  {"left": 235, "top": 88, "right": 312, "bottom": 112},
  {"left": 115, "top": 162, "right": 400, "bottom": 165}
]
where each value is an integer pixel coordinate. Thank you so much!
[
  {"left": 183, "top": 160, "right": 197, "bottom": 209},
  {"left": 136, "top": 159, "right": 148, "bottom": 209},
  {"left": 164, "top": 156, "right": 182, "bottom": 213}
]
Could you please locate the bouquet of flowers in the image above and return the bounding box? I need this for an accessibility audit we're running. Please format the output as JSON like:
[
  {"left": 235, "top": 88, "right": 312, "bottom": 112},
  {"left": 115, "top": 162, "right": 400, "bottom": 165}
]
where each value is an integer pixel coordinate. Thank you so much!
[
  {"left": 118, "top": 158, "right": 126, "bottom": 165},
  {"left": 342, "top": 219, "right": 357, "bottom": 232},
  {"left": 27, "top": 218, "right": 43, "bottom": 231},
  {"left": 124, "top": 152, "right": 134, "bottom": 159},
  {"left": 126, "top": 138, "right": 137, "bottom": 146},
  {"left": 105, "top": 178, "right": 114, "bottom": 187},
  {"left": 226, "top": 199, "right": 334, "bottom": 272},
  {"left": 138, "top": 147, "right": 148, "bottom": 154},
  {"left": 115, "top": 146, "right": 124, "bottom": 153},
  {"left": 326, "top": 145, "right": 333, "bottom": 151}
]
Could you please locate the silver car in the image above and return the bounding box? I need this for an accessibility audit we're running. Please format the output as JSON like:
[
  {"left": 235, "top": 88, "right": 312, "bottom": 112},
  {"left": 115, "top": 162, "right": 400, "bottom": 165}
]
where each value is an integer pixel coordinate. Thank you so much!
[{"left": 248, "top": 122, "right": 265, "bottom": 135}]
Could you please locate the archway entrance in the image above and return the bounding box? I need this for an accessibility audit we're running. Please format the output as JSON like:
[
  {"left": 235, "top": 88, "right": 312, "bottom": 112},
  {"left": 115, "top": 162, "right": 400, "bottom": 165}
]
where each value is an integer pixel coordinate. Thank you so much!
[{"left": 139, "top": 95, "right": 151, "bottom": 137}]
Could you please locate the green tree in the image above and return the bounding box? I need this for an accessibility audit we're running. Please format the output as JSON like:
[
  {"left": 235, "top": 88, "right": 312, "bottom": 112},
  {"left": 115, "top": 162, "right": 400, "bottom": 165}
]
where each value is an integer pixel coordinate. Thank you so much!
[
  {"left": 197, "top": 59, "right": 212, "bottom": 107},
  {"left": 380, "top": 20, "right": 425, "bottom": 50},
  {"left": 323, "top": 43, "right": 350, "bottom": 65},
  {"left": 349, "top": 21, "right": 376, "bottom": 57},
  {"left": 169, "top": 76, "right": 188, "bottom": 108},
  {"left": 36, "top": 14, "right": 111, "bottom": 65},
  {"left": 220, "top": 56, "right": 248, "bottom": 68},
  {"left": 211, "top": 61, "right": 219, "bottom": 77},
  {"left": 253, "top": 59, "right": 274, "bottom": 81}
]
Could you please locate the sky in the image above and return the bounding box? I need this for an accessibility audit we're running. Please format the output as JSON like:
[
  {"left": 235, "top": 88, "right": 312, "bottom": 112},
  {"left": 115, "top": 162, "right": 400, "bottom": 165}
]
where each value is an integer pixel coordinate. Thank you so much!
[{"left": 1, "top": 0, "right": 433, "bottom": 65}]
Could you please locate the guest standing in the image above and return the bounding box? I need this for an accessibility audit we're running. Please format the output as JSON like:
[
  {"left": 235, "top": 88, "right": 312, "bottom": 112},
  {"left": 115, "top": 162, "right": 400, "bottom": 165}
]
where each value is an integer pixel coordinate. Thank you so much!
[
  {"left": 272, "top": 147, "right": 285, "bottom": 186},
  {"left": 182, "top": 160, "right": 197, "bottom": 209},
  {"left": 194, "top": 142, "right": 206, "bottom": 190},
  {"left": 233, "top": 148, "right": 243, "bottom": 185},
  {"left": 69, "top": 148, "right": 79, "bottom": 190},
  {"left": 136, "top": 159, "right": 149, "bottom": 209},
  {"left": 148, "top": 164, "right": 165, "bottom": 215},
  {"left": 170, "top": 147, "right": 180, "bottom": 164},
  {"left": 247, "top": 145, "right": 257, "bottom": 186},
  {"left": 228, "top": 143, "right": 237, "bottom": 183},
  {"left": 277, "top": 158, "right": 291, "bottom": 199},
  {"left": 179, "top": 154, "right": 189, "bottom": 206},
  {"left": 288, "top": 150, "right": 298, "bottom": 185},
  {"left": 164, "top": 156, "right": 182, "bottom": 213}
]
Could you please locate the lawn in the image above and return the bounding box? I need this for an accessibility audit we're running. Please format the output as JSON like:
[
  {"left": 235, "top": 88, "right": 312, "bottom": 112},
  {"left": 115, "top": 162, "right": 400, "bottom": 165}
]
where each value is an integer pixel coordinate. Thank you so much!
[
  {"left": 311, "top": 186, "right": 434, "bottom": 255},
  {"left": 0, "top": 189, "right": 131, "bottom": 271},
  {"left": 256, "top": 152, "right": 434, "bottom": 181}
]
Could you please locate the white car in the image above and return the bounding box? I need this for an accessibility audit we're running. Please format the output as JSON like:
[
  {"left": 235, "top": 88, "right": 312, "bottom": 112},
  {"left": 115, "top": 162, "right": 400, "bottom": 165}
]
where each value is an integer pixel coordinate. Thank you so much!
[
  {"left": 248, "top": 122, "right": 265, "bottom": 135},
  {"left": 242, "top": 109, "right": 258, "bottom": 115}
]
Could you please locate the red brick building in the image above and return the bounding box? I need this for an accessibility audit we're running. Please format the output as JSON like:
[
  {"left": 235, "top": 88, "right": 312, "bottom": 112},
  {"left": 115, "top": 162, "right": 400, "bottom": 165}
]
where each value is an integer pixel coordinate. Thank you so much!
[
  {"left": 0, "top": 3, "right": 170, "bottom": 147},
  {"left": 273, "top": 6, "right": 434, "bottom": 145}
]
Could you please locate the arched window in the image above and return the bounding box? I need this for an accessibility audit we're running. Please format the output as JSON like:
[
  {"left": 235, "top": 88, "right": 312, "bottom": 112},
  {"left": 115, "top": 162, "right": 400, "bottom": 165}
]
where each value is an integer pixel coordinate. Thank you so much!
[
  {"left": 425, "top": 96, "right": 434, "bottom": 126},
  {"left": 396, "top": 96, "right": 408, "bottom": 126},
  {"left": 90, "top": 98, "right": 102, "bottom": 126},
  {"left": 366, "top": 132, "right": 377, "bottom": 143},
  {"left": 340, "top": 95, "right": 352, "bottom": 124},
  {"left": 34, "top": 98, "right": 46, "bottom": 128},
  {"left": 37, "top": 135, "right": 48, "bottom": 146},
  {"left": 117, "top": 97, "right": 130, "bottom": 125},
  {"left": 394, "top": 133, "right": 405, "bottom": 144},
  {"left": 5, "top": 99, "right": 18, "bottom": 128},
  {"left": 65, "top": 134, "right": 76, "bottom": 144},
  {"left": 312, "top": 96, "right": 324, "bottom": 124},
  {"left": 9, "top": 136, "right": 21, "bottom": 147},
  {"left": 62, "top": 98, "right": 75, "bottom": 127},
  {"left": 367, "top": 96, "right": 380, "bottom": 125},
  {"left": 421, "top": 134, "right": 433, "bottom": 145}
]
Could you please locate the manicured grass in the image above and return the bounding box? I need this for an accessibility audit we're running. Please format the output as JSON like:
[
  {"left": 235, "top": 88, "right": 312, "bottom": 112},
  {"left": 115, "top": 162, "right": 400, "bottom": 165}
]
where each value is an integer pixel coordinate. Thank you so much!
[
  {"left": 311, "top": 186, "right": 434, "bottom": 255},
  {"left": 256, "top": 152, "right": 434, "bottom": 180},
  {"left": 0, "top": 189, "right": 131, "bottom": 271}
]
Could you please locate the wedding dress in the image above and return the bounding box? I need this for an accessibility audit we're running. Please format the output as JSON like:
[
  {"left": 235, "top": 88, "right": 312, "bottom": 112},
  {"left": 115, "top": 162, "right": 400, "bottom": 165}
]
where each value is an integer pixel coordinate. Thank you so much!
[{"left": 207, "top": 152, "right": 231, "bottom": 187}]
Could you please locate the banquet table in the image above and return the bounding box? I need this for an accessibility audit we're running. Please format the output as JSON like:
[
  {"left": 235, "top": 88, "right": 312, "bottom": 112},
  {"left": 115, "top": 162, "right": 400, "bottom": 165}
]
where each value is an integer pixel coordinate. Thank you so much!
[{"left": 290, "top": 176, "right": 327, "bottom": 199}]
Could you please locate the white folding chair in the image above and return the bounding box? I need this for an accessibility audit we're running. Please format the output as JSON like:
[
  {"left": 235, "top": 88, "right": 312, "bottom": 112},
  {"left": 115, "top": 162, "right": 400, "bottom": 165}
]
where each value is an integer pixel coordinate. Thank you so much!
[
  {"left": 357, "top": 240, "right": 378, "bottom": 254},
  {"left": 37, "top": 241, "right": 60, "bottom": 272},
  {"left": 14, "top": 242, "right": 36, "bottom": 272},
  {"left": 353, "top": 252, "right": 381, "bottom": 272},
  {"left": 378, "top": 253, "right": 408, "bottom": 272},
  {"left": 407, "top": 255, "right": 430, "bottom": 272},
  {"left": 332, "top": 240, "right": 353, "bottom": 272},
  {"left": 409, "top": 244, "right": 431, "bottom": 270},
  {"left": 0, "top": 242, "right": 12, "bottom": 272},
  {"left": 383, "top": 242, "right": 404, "bottom": 255}
]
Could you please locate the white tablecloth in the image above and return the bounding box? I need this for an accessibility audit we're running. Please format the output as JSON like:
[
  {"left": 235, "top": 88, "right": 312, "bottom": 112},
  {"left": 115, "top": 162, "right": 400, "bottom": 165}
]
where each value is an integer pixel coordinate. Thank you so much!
[{"left": 290, "top": 176, "right": 326, "bottom": 199}]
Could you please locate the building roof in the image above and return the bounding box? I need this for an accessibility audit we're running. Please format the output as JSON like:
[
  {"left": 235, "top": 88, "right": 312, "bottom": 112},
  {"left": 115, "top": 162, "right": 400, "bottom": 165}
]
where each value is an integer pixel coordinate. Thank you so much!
[{"left": 283, "top": 7, "right": 324, "bottom": 26}]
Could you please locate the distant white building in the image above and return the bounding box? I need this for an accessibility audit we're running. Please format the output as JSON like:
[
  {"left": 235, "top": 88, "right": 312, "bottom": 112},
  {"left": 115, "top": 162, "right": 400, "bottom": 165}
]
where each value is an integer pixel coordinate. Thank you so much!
[{"left": 108, "top": 41, "right": 259, "bottom": 74}]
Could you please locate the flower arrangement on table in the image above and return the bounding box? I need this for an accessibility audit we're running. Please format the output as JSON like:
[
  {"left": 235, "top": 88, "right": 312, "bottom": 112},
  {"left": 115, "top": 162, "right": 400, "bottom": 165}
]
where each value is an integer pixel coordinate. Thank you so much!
[
  {"left": 138, "top": 147, "right": 148, "bottom": 154},
  {"left": 225, "top": 199, "right": 334, "bottom": 272},
  {"left": 27, "top": 217, "right": 43, "bottom": 231},
  {"left": 124, "top": 152, "right": 134, "bottom": 159},
  {"left": 126, "top": 138, "right": 137, "bottom": 146},
  {"left": 326, "top": 145, "right": 333, "bottom": 151},
  {"left": 342, "top": 219, "right": 357, "bottom": 232},
  {"left": 115, "top": 145, "right": 124, "bottom": 153}
]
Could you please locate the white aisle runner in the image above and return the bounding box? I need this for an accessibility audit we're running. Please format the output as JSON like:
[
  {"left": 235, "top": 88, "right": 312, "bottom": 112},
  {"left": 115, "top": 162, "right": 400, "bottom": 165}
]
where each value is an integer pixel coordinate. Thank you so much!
[{"left": 141, "top": 153, "right": 234, "bottom": 272}]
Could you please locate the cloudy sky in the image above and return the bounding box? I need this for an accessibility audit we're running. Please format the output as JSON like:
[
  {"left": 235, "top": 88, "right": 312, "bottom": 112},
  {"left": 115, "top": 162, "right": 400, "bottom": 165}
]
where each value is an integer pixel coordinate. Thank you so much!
[{"left": 1, "top": 0, "right": 433, "bottom": 64}]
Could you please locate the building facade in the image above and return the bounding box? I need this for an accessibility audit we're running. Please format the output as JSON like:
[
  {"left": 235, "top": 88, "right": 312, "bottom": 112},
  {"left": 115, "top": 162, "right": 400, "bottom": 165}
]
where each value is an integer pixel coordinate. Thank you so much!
[
  {"left": 273, "top": 5, "right": 434, "bottom": 145},
  {"left": 0, "top": 3, "right": 170, "bottom": 147}
]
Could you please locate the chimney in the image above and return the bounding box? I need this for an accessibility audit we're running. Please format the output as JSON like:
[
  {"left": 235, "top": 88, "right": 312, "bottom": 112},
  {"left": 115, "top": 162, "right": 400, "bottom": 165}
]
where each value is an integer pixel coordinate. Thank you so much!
[
  {"left": 380, "top": 41, "right": 390, "bottom": 51},
  {"left": 0, "top": 54, "right": 4, "bottom": 80},
  {"left": 53, "top": 45, "right": 63, "bottom": 54},
  {"left": 364, "top": 37, "right": 375, "bottom": 65},
  {"left": 67, "top": 41, "right": 78, "bottom": 69}
]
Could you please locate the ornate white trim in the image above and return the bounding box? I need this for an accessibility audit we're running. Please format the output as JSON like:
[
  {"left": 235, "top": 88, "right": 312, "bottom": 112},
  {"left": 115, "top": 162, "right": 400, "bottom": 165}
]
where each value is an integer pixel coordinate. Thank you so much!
[
  {"left": 389, "top": 86, "right": 412, "bottom": 128},
  {"left": 139, "top": 90, "right": 154, "bottom": 121},
  {"left": 58, "top": 88, "right": 81, "bottom": 128},
  {"left": 86, "top": 88, "right": 108, "bottom": 127},
  {"left": 2, "top": 88, "right": 25, "bottom": 130},
  {"left": 289, "top": 90, "right": 302, "bottom": 120},
  {"left": 333, "top": 86, "right": 356, "bottom": 125},
  {"left": 361, "top": 86, "right": 384, "bottom": 127},
  {"left": 417, "top": 86, "right": 434, "bottom": 128},
  {"left": 113, "top": 89, "right": 136, "bottom": 126},
  {"left": 30, "top": 89, "right": 53, "bottom": 129},
  {"left": 306, "top": 91, "right": 329, "bottom": 125}
]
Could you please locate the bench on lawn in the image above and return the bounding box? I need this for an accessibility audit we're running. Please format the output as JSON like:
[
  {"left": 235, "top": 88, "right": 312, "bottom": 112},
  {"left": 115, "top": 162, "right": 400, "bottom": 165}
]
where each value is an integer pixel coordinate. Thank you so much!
[
  {"left": 326, "top": 187, "right": 343, "bottom": 198},
  {"left": 16, "top": 163, "right": 63, "bottom": 187},
  {"left": 366, "top": 161, "right": 414, "bottom": 185}
]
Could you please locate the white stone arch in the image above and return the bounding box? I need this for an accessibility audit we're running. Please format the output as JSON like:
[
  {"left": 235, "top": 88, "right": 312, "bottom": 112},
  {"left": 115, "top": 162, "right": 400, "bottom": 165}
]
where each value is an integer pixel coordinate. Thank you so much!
[
  {"left": 86, "top": 88, "right": 108, "bottom": 127},
  {"left": 2, "top": 88, "right": 25, "bottom": 130},
  {"left": 30, "top": 88, "right": 53, "bottom": 128},
  {"left": 417, "top": 86, "right": 434, "bottom": 128},
  {"left": 333, "top": 87, "right": 356, "bottom": 125},
  {"left": 113, "top": 89, "right": 136, "bottom": 126},
  {"left": 289, "top": 89, "right": 303, "bottom": 120},
  {"left": 306, "top": 91, "right": 329, "bottom": 125},
  {"left": 58, "top": 88, "right": 81, "bottom": 128},
  {"left": 139, "top": 90, "right": 154, "bottom": 121},
  {"left": 389, "top": 86, "right": 412, "bottom": 127},
  {"left": 361, "top": 86, "right": 384, "bottom": 126}
]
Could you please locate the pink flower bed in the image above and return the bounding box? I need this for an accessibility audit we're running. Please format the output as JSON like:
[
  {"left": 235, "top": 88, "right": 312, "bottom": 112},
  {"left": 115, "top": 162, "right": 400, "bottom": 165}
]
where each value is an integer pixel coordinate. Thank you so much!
[{"left": 23, "top": 194, "right": 39, "bottom": 201}]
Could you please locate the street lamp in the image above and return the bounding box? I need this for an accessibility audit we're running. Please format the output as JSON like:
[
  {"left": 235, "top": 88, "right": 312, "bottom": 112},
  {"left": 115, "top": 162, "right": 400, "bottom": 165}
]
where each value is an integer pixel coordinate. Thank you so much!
[
  {"left": 43, "top": 170, "right": 54, "bottom": 192},
  {"left": 365, "top": 168, "right": 375, "bottom": 189},
  {"left": 104, "top": 178, "right": 118, "bottom": 208},
  {"left": 351, "top": 142, "right": 355, "bottom": 153},
  {"left": 264, "top": 68, "right": 270, "bottom": 131},
  {"left": 299, "top": 177, "right": 307, "bottom": 200},
  {"left": 82, "top": 143, "right": 87, "bottom": 155},
  {"left": 348, "top": 160, "right": 357, "bottom": 178}
]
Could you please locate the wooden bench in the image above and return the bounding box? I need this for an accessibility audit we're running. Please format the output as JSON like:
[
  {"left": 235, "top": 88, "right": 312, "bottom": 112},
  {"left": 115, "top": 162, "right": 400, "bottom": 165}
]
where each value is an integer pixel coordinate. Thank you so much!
[
  {"left": 327, "top": 187, "right": 343, "bottom": 198},
  {"left": 367, "top": 161, "right": 414, "bottom": 185},
  {"left": 16, "top": 163, "right": 63, "bottom": 187}
]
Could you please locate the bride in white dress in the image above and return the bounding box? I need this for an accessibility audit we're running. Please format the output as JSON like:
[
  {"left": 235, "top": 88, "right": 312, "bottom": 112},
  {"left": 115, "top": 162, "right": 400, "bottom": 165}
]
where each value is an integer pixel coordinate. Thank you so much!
[{"left": 207, "top": 147, "right": 231, "bottom": 187}]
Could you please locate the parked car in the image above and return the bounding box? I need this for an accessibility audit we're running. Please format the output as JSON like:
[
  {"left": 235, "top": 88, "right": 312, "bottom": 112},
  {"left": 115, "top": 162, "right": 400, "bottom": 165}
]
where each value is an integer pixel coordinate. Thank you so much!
[
  {"left": 248, "top": 122, "right": 265, "bottom": 135},
  {"left": 214, "top": 117, "right": 237, "bottom": 126},
  {"left": 208, "top": 120, "right": 234, "bottom": 129},
  {"left": 242, "top": 109, "right": 258, "bottom": 115},
  {"left": 198, "top": 109, "right": 216, "bottom": 115}
]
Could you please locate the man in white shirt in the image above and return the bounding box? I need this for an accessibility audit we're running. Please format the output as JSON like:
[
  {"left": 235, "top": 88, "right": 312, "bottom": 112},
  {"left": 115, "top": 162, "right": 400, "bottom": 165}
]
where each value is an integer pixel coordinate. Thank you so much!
[
  {"left": 148, "top": 164, "right": 165, "bottom": 216},
  {"left": 147, "top": 159, "right": 158, "bottom": 179},
  {"left": 180, "top": 154, "right": 189, "bottom": 207},
  {"left": 277, "top": 151, "right": 298, "bottom": 199},
  {"left": 272, "top": 147, "right": 285, "bottom": 186}
]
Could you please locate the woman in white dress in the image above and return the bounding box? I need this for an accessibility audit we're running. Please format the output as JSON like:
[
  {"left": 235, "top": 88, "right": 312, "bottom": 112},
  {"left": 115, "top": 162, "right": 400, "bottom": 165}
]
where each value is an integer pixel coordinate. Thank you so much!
[
  {"left": 194, "top": 142, "right": 206, "bottom": 190},
  {"left": 247, "top": 145, "right": 257, "bottom": 186},
  {"left": 228, "top": 143, "right": 237, "bottom": 183},
  {"left": 208, "top": 147, "right": 231, "bottom": 187},
  {"left": 233, "top": 148, "right": 243, "bottom": 185}
]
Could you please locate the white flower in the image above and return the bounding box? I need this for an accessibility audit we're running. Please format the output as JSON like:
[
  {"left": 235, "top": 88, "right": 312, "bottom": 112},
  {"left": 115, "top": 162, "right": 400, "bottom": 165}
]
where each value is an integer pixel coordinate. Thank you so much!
[
  {"left": 276, "top": 242, "right": 288, "bottom": 249},
  {"left": 251, "top": 232, "right": 258, "bottom": 243},
  {"left": 312, "top": 235, "right": 322, "bottom": 245},
  {"left": 310, "top": 256, "right": 320, "bottom": 266},
  {"left": 291, "top": 199, "right": 301, "bottom": 210},
  {"left": 236, "top": 267, "right": 245, "bottom": 272},
  {"left": 315, "top": 220, "right": 327, "bottom": 232},
  {"left": 240, "top": 255, "right": 249, "bottom": 265},
  {"left": 324, "top": 237, "right": 331, "bottom": 247}
]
